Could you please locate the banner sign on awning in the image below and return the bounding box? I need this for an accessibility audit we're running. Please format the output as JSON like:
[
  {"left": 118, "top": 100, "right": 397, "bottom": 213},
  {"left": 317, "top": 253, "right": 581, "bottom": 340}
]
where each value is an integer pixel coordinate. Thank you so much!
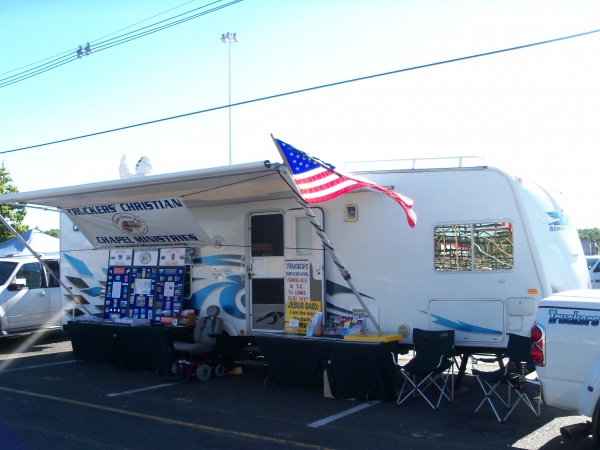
[{"left": 63, "top": 197, "right": 212, "bottom": 249}]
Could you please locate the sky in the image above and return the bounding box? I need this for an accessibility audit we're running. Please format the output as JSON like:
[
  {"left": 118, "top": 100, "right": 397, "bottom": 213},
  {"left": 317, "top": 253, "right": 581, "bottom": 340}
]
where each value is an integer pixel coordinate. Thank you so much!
[{"left": 1, "top": 0, "right": 600, "bottom": 231}]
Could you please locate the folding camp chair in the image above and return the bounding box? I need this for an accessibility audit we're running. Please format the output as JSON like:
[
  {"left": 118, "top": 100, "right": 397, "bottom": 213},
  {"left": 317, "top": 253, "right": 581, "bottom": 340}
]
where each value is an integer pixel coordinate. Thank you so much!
[
  {"left": 396, "top": 328, "right": 456, "bottom": 410},
  {"left": 472, "top": 333, "right": 541, "bottom": 423}
]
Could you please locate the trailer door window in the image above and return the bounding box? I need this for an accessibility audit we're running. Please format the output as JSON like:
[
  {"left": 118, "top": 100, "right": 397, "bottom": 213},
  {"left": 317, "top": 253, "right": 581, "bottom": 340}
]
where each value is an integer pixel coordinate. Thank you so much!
[
  {"left": 251, "top": 214, "right": 284, "bottom": 257},
  {"left": 434, "top": 222, "right": 513, "bottom": 271}
]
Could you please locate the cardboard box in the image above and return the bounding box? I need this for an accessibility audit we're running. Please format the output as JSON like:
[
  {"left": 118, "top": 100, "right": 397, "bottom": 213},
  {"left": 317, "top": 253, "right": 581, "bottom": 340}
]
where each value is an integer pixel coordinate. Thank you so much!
[
  {"left": 178, "top": 310, "right": 197, "bottom": 327},
  {"left": 160, "top": 316, "right": 176, "bottom": 325}
]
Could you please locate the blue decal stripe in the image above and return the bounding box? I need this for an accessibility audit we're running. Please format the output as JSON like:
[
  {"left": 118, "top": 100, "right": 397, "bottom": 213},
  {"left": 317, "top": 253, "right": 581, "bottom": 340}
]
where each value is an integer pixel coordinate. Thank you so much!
[
  {"left": 81, "top": 286, "right": 104, "bottom": 297},
  {"left": 64, "top": 254, "right": 94, "bottom": 277},
  {"left": 188, "top": 275, "right": 245, "bottom": 319},
  {"left": 195, "top": 254, "right": 242, "bottom": 267},
  {"left": 423, "top": 311, "right": 502, "bottom": 335}
]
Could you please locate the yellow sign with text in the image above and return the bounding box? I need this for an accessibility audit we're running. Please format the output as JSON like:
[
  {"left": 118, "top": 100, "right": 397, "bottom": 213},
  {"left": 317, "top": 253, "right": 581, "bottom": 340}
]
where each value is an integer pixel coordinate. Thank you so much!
[{"left": 285, "top": 300, "right": 322, "bottom": 335}]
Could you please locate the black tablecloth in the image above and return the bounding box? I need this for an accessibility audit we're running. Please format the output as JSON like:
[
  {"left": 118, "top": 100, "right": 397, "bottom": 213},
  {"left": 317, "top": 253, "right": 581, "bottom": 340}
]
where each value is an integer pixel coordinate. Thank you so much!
[
  {"left": 68, "top": 321, "right": 193, "bottom": 374},
  {"left": 255, "top": 335, "right": 398, "bottom": 401}
]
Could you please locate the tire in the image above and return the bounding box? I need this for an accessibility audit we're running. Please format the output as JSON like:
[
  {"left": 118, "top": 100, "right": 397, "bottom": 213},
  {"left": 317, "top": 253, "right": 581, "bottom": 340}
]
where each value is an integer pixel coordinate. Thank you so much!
[
  {"left": 214, "top": 363, "right": 225, "bottom": 378},
  {"left": 196, "top": 364, "right": 212, "bottom": 382},
  {"left": 593, "top": 397, "right": 600, "bottom": 449}
]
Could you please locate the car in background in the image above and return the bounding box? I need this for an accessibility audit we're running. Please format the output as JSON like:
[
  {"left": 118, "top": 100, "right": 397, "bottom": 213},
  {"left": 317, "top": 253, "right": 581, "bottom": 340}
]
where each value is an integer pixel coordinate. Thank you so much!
[{"left": 587, "top": 255, "right": 600, "bottom": 289}]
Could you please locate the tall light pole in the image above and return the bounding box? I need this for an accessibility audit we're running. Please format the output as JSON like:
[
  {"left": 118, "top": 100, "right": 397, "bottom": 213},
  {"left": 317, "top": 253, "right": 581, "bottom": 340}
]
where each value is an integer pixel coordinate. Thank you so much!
[{"left": 221, "top": 32, "right": 238, "bottom": 165}]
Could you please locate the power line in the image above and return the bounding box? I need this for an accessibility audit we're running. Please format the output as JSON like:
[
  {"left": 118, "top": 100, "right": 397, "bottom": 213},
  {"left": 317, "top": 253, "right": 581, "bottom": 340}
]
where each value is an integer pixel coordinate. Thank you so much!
[
  {"left": 2, "top": 27, "right": 599, "bottom": 155},
  {"left": 0, "top": 0, "right": 242, "bottom": 89},
  {"left": 0, "top": 54, "right": 78, "bottom": 89},
  {"left": 90, "top": 0, "right": 203, "bottom": 44},
  {"left": 91, "top": 1, "right": 242, "bottom": 56}
]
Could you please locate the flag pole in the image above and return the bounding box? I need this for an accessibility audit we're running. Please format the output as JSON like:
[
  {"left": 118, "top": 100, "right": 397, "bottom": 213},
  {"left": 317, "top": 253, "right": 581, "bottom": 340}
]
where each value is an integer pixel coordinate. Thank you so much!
[{"left": 271, "top": 135, "right": 383, "bottom": 335}]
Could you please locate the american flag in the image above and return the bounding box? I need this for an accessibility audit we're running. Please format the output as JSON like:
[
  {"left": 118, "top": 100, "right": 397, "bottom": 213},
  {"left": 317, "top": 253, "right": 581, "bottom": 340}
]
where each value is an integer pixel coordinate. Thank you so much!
[{"left": 274, "top": 138, "right": 416, "bottom": 228}]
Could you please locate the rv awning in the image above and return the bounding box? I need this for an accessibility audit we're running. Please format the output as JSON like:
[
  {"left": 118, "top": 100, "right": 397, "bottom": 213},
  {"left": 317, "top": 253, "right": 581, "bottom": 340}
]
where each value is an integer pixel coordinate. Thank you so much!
[
  {"left": 0, "top": 161, "right": 289, "bottom": 209},
  {"left": 0, "top": 161, "right": 293, "bottom": 249}
]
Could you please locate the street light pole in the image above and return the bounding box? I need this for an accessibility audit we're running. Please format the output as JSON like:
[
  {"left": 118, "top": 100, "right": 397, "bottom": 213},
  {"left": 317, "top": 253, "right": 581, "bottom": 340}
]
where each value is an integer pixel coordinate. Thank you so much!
[{"left": 221, "top": 32, "right": 238, "bottom": 165}]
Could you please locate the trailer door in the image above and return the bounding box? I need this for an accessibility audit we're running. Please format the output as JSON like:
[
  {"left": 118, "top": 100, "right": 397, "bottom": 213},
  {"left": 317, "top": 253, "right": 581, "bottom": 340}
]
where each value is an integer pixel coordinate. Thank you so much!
[
  {"left": 283, "top": 208, "right": 325, "bottom": 330},
  {"left": 249, "top": 212, "right": 286, "bottom": 332},
  {"left": 248, "top": 209, "right": 325, "bottom": 333}
]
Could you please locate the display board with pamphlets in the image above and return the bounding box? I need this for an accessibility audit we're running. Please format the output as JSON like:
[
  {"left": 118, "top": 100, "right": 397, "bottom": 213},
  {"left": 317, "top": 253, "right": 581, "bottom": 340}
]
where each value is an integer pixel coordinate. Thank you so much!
[{"left": 102, "top": 247, "right": 192, "bottom": 324}]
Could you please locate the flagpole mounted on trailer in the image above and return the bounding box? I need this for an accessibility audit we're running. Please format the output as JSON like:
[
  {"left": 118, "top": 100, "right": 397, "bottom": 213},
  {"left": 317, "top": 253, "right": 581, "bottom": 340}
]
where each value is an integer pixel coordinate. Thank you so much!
[{"left": 271, "top": 135, "right": 388, "bottom": 335}]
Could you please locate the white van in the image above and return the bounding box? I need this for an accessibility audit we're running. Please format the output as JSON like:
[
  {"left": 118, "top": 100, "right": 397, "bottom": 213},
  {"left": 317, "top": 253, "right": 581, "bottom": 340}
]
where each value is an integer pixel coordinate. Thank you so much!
[{"left": 587, "top": 255, "right": 600, "bottom": 289}]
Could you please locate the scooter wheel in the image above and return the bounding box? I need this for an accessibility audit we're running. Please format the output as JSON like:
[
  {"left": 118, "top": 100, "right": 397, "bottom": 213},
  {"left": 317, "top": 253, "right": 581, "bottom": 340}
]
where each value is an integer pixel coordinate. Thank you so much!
[
  {"left": 214, "top": 363, "right": 225, "bottom": 378},
  {"left": 196, "top": 364, "right": 212, "bottom": 382}
]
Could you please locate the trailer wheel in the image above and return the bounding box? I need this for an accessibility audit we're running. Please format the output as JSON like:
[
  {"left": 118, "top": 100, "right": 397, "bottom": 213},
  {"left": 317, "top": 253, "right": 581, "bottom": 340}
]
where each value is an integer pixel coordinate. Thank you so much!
[
  {"left": 214, "top": 363, "right": 225, "bottom": 378},
  {"left": 196, "top": 364, "right": 212, "bottom": 382},
  {"left": 592, "top": 397, "right": 600, "bottom": 449}
]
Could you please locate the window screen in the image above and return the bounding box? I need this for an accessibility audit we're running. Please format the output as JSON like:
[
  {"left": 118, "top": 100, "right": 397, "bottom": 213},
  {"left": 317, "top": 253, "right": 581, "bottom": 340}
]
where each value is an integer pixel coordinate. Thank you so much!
[{"left": 434, "top": 222, "right": 513, "bottom": 271}]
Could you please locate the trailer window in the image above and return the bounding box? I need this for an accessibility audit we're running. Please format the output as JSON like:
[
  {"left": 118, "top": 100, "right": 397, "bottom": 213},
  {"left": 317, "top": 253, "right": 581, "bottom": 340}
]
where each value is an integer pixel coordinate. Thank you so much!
[
  {"left": 434, "top": 222, "right": 513, "bottom": 271},
  {"left": 295, "top": 217, "right": 313, "bottom": 256}
]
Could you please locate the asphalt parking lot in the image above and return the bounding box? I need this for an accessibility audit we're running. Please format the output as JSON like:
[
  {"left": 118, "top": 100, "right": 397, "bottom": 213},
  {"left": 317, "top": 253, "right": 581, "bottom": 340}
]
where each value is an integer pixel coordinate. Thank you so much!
[{"left": 0, "top": 330, "right": 595, "bottom": 450}]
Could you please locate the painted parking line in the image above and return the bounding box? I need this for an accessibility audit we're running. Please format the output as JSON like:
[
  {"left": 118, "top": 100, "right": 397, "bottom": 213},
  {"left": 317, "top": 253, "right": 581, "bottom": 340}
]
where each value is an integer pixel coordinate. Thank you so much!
[
  {"left": 307, "top": 400, "right": 381, "bottom": 428},
  {"left": 106, "top": 382, "right": 183, "bottom": 397},
  {"left": 0, "top": 359, "right": 76, "bottom": 372},
  {"left": 0, "top": 385, "right": 332, "bottom": 449}
]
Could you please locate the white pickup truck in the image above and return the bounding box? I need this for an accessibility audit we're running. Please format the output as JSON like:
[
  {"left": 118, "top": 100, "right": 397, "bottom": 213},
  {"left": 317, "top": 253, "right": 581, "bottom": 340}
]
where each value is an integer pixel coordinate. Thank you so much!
[
  {"left": 0, "top": 255, "right": 62, "bottom": 336},
  {"left": 527, "top": 289, "right": 600, "bottom": 446}
]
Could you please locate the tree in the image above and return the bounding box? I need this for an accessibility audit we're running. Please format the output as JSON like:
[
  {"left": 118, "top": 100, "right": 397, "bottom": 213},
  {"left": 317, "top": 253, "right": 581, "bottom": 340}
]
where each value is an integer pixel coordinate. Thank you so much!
[
  {"left": 43, "top": 228, "right": 60, "bottom": 239},
  {"left": 0, "top": 164, "right": 28, "bottom": 242},
  {"left": 579, "top": 228, "right": 600, "bottom": 242},
  {"left": 578, "top": 228, "right": 600, "bottom": 254}
]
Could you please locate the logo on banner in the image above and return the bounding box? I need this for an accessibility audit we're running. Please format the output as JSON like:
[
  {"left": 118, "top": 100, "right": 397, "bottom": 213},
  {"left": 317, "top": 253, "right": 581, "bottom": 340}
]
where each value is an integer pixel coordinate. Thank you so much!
[
  {"left": 138, "top": 252, "right": 152, "bottom": 265},
  {"left": 112, "top": 213, "right": 149, "bottom": 235},
  {"left": 212, "top": 235, "right": 225, "bottom": 248}
]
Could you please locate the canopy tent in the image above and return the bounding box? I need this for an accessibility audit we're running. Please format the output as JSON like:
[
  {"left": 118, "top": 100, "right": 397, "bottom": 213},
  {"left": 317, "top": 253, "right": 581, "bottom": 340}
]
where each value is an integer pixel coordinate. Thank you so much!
[{"left": 0, "top": 229, "right": 59, "bottom": 257}]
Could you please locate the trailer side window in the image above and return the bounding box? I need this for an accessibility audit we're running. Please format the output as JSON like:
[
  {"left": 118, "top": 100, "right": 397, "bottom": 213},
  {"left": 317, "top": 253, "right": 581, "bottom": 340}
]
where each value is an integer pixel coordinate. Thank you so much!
[{"left": 434, "top": 222, "right": 513, "bottom": 271}]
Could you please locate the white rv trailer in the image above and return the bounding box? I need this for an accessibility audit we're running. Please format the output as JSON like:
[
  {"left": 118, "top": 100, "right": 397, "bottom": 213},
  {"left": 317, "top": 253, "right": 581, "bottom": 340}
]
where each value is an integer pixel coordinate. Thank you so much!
[{"left": 0, "top": 157, "right": 589, "bottom": 355}]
